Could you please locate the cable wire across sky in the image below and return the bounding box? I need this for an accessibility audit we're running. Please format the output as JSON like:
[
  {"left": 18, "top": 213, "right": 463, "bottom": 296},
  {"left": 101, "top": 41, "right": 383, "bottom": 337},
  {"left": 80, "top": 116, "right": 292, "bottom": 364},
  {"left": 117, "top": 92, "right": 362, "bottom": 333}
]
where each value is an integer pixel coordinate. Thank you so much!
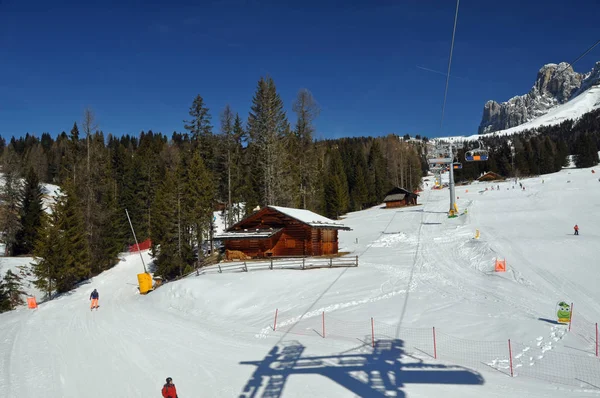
[{"left": 439, "top": 0, "right": 460, "bottom": 133}]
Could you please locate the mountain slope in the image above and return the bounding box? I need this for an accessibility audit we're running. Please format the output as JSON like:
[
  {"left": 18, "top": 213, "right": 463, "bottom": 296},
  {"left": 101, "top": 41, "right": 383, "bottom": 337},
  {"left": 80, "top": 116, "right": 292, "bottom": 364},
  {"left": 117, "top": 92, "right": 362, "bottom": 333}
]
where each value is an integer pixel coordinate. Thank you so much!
[
  {"left": 440, "top": 85, "right": 600, "bottom": 142},
  {"left": 479, "top": 61, "right": 600, "bottom": 134}
]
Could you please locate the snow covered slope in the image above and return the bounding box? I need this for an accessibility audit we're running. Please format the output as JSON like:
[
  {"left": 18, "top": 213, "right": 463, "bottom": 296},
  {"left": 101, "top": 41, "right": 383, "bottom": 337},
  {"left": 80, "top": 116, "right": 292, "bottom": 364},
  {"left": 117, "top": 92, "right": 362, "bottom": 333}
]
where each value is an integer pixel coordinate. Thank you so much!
[
  {"left": 438, "top": 85, "right": 600, "bottom": 143},
  {"left": 2, "top": 166, "right": 600, "bottom": 397}
]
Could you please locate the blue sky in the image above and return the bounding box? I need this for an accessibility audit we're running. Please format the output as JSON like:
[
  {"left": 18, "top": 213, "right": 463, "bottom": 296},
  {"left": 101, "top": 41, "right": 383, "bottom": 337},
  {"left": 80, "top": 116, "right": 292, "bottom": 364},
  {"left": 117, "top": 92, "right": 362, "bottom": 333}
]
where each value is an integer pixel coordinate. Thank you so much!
[{"left": 1, "top": 0, "right": 599, "bottom": 140}]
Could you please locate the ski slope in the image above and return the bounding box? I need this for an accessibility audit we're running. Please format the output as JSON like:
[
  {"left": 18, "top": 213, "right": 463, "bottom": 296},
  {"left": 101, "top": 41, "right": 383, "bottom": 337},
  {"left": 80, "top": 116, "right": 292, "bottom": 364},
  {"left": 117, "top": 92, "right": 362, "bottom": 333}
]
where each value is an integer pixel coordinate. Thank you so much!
[{"left": 2, "top": 166, "right": 600, "bottom": 397}]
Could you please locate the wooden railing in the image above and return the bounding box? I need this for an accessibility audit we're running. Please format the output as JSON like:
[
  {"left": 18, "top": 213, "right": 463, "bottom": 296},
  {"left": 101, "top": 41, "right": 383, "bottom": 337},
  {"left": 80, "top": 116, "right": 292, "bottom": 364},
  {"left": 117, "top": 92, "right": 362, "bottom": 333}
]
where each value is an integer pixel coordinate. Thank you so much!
[{"left": 189, "top": 255, "right": 359, "bottom": 277}]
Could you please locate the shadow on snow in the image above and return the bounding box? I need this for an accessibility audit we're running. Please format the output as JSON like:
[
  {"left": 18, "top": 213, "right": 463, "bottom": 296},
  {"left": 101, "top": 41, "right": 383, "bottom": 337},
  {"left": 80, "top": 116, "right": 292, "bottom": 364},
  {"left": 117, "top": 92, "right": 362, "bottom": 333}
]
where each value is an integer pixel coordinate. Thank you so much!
[{"left": 239, "top": 338, "right": 484, "bottom": 398}]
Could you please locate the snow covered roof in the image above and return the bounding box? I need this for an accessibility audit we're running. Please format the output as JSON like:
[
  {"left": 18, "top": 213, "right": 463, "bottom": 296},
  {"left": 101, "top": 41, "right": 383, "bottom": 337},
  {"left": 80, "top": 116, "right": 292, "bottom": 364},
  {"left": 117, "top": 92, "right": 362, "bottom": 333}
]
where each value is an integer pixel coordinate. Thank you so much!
[
  {"left": 267, "top": 206, "right": 350, "bottom": 230},
  {"left": 215, "top": 228, "right": 283, "bottom": 240}
]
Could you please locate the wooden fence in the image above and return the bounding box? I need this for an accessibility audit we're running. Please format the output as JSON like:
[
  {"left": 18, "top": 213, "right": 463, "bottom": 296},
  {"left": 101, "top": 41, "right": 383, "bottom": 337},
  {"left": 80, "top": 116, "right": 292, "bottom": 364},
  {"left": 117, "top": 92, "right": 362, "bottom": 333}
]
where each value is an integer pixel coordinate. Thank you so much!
[{"left": 190, "top": 256, "right": 359, "bottom": 277}]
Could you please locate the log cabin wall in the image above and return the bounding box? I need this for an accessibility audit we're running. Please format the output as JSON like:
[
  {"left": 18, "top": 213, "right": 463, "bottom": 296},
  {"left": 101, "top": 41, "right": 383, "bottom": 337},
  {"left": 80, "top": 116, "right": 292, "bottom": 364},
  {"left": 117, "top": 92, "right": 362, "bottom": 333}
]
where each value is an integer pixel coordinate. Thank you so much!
[
  {"left": 223, "top": 207, "right": 344, "bottom": 258},
  {"left": 386, "top": 200, "right": 404, "bottom": 208}
]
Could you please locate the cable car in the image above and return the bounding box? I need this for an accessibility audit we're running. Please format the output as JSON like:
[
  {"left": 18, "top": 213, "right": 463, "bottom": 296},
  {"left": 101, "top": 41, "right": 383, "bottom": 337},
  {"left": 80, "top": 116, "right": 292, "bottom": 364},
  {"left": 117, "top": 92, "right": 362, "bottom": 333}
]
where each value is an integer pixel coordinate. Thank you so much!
[{"left": 453, "top": 162, "right": 462, "bottom": 169}]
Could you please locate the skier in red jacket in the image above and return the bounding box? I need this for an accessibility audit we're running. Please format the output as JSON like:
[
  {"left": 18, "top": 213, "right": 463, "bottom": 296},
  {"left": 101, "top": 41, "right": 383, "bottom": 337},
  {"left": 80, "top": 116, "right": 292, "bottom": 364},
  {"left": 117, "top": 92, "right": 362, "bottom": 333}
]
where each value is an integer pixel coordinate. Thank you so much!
[{"left": 162, "top": 377, "right": 178, "bottom": 398}]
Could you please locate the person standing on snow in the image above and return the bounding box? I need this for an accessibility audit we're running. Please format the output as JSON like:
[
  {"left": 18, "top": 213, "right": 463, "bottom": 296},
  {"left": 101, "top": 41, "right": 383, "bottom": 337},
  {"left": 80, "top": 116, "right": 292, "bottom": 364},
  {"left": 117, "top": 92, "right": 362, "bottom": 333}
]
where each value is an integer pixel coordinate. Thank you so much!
[
  {"left": 90, "top": 288, "right": 99, "bottom": 310},
  {"left": 574, "top": 225, "right": 579, "bottom": 235},
  {"left": 162, "top": 377, "right": 178, "bottom": 398}
]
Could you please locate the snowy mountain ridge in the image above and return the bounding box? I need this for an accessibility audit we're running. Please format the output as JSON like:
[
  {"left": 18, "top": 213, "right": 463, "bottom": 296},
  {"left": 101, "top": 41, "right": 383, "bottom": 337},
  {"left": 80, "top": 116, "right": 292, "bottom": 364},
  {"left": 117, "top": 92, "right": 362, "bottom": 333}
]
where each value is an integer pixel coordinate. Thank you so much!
[
  {"left": 437, "top": 84, "right": 600, "bottom": 143},
  {"left": 478, "top": 61, "right": 600, "bottom": 134}
]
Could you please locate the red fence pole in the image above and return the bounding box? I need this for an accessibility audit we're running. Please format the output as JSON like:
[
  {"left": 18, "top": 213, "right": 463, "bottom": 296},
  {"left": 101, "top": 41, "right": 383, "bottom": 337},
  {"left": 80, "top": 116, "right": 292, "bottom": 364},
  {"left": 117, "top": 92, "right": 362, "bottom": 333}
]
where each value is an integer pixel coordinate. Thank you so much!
[
  {"left": 596, "top": 322, "right": 598, "bottom": 357},
  {"left": 508, "top": 339, "right": 514, "bottom": 377},
  {"left": 322, "top": 311, "right": 325, "bottom": 338},
  {"left": 433, "top": 327, "right": 437, "bottom": 359},
  {"left": 371, "top": 317, "right": 375, "bottom": 348},
  {"left": 569, "top": 302, "right": 573, "bottom": 332},
  {"left": 274, "top": 309, "right": 278, "bottom": 331}
]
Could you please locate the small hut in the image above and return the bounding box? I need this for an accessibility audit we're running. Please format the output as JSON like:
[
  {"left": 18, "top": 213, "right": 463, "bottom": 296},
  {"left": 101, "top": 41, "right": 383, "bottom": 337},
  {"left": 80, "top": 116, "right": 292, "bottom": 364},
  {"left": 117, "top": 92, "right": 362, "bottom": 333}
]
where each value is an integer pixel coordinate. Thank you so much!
[
  {"left": 383, "top": 187, "right": 419, "bottom": 208},
  {"left": 215, "top": 206, "right": 350, "bottom": 259},
  {"left": 477, "top": 171, "right": 504, "bottom": 182}
]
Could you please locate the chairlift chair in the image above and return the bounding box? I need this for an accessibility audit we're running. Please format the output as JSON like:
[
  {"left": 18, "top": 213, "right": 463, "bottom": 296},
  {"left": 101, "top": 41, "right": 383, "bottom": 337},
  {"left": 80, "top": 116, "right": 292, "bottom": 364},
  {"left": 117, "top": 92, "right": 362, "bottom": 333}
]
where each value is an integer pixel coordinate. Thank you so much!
[{"left": 465, "top": 141, "right": 489, "bottom": 162}]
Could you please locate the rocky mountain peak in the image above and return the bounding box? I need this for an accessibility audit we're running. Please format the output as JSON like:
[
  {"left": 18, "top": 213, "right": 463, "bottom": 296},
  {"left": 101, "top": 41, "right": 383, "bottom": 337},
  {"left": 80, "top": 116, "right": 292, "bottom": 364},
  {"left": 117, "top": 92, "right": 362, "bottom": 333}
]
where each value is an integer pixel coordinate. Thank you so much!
[{"left": 477, "top": 61, "right": 599, "bottom": 135}]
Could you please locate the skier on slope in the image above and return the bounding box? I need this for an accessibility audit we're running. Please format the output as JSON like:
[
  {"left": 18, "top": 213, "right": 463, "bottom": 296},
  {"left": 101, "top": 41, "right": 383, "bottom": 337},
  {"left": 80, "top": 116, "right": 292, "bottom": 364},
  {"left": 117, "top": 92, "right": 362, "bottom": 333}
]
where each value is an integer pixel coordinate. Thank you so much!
[
  {"left": 90, "top": 288, "right": 99, "bottom": 310},
  {"left": 574, "top": 224, "right": 579, "bottom": 236},
  {"left": 162, "top": 377, "right": 178, "bottom": 398}
]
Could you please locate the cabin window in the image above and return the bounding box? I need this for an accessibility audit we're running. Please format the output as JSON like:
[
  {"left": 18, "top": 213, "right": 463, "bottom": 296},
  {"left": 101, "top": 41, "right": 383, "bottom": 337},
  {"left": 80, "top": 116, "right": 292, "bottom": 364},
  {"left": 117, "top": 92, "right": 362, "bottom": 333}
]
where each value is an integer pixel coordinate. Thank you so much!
[{"left": 285, "top": 239, "right": 296, "bottom": 248}]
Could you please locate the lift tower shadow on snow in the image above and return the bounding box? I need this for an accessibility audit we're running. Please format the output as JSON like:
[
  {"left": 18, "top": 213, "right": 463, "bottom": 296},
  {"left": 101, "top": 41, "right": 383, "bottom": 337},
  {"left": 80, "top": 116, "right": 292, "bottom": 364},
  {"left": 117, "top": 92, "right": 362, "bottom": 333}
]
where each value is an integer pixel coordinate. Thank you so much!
[{"left": 239, "top": 339, "right": 484, "bottom": 398}]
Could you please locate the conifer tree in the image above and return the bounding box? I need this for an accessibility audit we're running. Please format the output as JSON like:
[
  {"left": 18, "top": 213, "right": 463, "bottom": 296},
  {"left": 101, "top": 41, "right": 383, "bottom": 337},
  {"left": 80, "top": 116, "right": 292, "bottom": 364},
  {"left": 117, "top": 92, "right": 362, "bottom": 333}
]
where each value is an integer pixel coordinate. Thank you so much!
[
  {"left": 230, "top": 114, "right": 248, "bottom": 222},
  {"left": 0, "top": 152, "right": 23, "bottom": 256},
  {"left": 367, "top": 141, "right": 387, "bottom": 205},
  {"left": 14, "top": 167, "right": 44, "bottom": 255},
  {"left": 218, "top": 105, "right": 241, "bottom": 228},
  {"left": 182, "top": 150, "right": 214, "bottom": 259},
  {"left": 150, "top": 167, "right": 188, "bottom": 279},
  {"left": 184, "top": 94, "right": 214, "bottom": 169},
  {"left": 0, "top": 270, "right": 26, "bottom": 310},
  {"left": 247, "top": 77, "right": 291, "bottom": 206},
  {"left": 33, "top": 180, "right": 90, "bottom": 295},
  {"left": 0, "top": 277, "right": 10, "bottom": 313},
  {"left": 324, "top": 148, "right": 349, "bottom": 218},
  {"left": 293, "top": 89, "right": 319, "bottom": 209},
  {"left": 574, "top": 133, "right": 599, "bottom": 168}
]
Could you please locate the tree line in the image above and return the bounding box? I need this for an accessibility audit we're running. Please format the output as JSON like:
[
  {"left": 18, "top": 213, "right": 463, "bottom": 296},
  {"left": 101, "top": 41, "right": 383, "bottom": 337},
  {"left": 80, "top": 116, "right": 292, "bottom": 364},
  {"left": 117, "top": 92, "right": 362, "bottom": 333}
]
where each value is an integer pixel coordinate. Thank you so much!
[
  {"left": 449, "top": 108, "right": 600, "bottom": 182},
  {"left": 0, "top": 76, "right": 424, "bottom": 308}
]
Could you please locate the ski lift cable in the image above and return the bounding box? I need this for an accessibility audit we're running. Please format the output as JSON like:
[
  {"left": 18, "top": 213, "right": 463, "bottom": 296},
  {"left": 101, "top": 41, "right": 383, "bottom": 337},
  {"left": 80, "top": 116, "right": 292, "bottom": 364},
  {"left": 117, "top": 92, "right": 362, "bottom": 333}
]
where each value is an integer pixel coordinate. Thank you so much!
[
  {"left": 439, "top": 0, "right": 460, "bottom": 133},
  {"left": 555, "top": 39, "right": 600, "bottom": 78}
]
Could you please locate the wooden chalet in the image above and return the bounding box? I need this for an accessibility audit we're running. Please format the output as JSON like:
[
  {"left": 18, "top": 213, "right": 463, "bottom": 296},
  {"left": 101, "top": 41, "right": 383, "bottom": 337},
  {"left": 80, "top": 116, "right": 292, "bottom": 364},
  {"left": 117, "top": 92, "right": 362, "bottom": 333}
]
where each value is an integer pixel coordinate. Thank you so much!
[
  {"left": 383, "top": 187, "right": 419, "bottom": 208},
  {"left": 477, "top": 171, "right": 504, "bottom": 182},
  {"left": 215, "top": 206, "right": 350, "bottom": 259}
]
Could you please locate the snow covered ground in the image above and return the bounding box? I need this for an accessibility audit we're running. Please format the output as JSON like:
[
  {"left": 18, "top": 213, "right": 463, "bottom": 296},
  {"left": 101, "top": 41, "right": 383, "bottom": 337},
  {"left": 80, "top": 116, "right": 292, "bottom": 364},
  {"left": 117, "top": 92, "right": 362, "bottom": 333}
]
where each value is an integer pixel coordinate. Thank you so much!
[
  {"left": 437, "top": 85, "right": 600, "bottom": 142},
  {"left": 1, "top": 165, "right": 600, "bottom": 397}
]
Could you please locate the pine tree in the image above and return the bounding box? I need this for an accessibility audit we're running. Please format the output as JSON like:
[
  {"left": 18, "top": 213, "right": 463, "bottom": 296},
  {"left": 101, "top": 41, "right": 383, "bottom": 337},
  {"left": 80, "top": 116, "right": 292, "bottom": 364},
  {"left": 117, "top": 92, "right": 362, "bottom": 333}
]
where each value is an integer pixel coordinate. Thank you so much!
[
  {"left": 182, "top": 150, "right": 214, "bottom": 262},
  {"left": 231, "top": 114, "right": 248, "bottom": 222},
  {"left": 150, "top": 167, "right": 188, "bottom": 279},
  {"left": 218, "top": 105, "right": 242, "bottom": 228},
  {"left": 574, "top": 133, "right": 599, "bottom": 168},
  {"left": 184, "top": 94, "right": 214, "bottom": 169},
  {"left": 1, "top": 270, "right": 26, "bottom": 309},
  {"left": 367, "top": 141, "right": 387, "bottom": 205},
  {"left": 0, "top": 276, "right": 12, "bottom": 313},
  {"left": 33, "top": 180, "right": 90, "bottom": 295},
  {"left": 293, "top": 89, "right": 319, "bottom": 209},
  {"left": 324, "top": 148, "right": 349, "bottom": 218},
  {"left": 247, "top": 77, "right": 291, "bottom": 206},
  {"left": 555, "top": 140, "right": 569, "bottom": 170},
  {"left": 14, "top": 167, "right": 44, "bottom": 255},
  {"left": 0, "top": 152, "right": 23, "bottom": 256},
  {"left": 351, "top": 165, "right": 368, "bottom": 211}
]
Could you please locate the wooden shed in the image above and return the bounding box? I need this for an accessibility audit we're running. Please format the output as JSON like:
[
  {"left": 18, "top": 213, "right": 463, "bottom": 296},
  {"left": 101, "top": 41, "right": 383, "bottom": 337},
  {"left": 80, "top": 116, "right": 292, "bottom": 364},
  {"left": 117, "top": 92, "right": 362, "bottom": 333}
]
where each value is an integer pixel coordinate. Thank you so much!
[
  {"left": 383, "top": 187, "right": 419, "bottom": 208},
  {"left": 477, "top": 171, "right": 504, "bottom": 182},
  {"left": 215, "top": 206, "right": 350, "bottom": 259}
]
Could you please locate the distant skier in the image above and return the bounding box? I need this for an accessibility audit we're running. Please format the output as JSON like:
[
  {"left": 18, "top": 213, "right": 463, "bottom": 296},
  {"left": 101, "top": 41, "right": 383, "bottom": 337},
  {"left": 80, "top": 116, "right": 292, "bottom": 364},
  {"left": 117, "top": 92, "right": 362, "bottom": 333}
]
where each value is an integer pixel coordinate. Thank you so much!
[
  {"left": 90, "top": 289, "right": 99, "bottom": 310},
  {"left": 574, "top": 225, "right": 579, "bottom": 236},
  {"left": 162, "top": 377, "right": 178, "bottom": 398}
]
